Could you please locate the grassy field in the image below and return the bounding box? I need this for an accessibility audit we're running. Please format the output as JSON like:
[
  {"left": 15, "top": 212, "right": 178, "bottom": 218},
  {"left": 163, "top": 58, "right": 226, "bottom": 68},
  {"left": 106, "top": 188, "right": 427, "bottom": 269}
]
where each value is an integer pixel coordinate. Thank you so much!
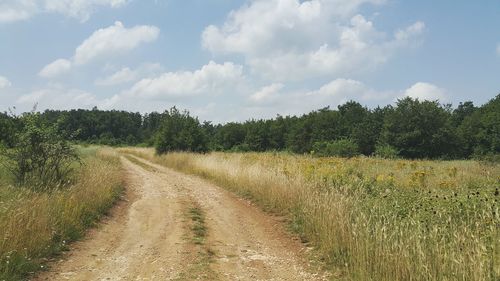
[
  {"left": 0, "top": 147, "right": 124, "bottom": 280},
  {"left": 122, "top": 148, "right": 499, "bottom": 281}
]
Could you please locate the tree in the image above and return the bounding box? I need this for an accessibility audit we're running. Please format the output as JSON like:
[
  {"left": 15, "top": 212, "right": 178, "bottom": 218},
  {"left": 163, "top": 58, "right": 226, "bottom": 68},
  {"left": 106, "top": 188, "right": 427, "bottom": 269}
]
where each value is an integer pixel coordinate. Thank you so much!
[
  {"left": 312, "top": 139, "right": 360, "bottom": 158},
  {"left": 380, "top": 97, "right": 458, "bottom": 159},
  {"left": 470, "top": 94, "right": 500, "bottom": 156},
  {"left": 213, "top": 122, "right": 246, "bottom": 150},
  {"left": 155, "top": 107, "right": 208, "bottom": 154},
  {"left": 0, "top": 113, "right": 80, "bottom": 190},
  {"left": 0, "top": 112, "right": 17, "bottom": 148}
]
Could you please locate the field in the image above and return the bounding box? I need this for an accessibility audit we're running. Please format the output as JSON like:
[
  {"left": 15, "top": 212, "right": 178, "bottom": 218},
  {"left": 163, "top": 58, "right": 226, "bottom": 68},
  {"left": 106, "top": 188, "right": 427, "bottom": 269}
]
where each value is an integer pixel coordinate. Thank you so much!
[
  {"left": 122, "top": 148, "right": 500, "bottom": 281},
  {"left": 0, "top": 147, "right": 124, "bottom": 280}
]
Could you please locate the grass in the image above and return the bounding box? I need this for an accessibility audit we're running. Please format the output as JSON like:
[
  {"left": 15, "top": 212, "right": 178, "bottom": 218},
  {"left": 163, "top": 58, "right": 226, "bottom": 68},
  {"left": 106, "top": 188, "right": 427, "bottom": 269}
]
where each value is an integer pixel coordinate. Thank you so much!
[
  {"left": 121, "top": 148, "right": 500, "bottom": 281},
  {"left": 123, "top": 154, "right": 158, "bottom": 173},
  {"left": 175, "top": 201, "right": 217, "bottom": 281},
  {"left": 189, "top": 206, "right": 207, "bottom": 245},
  {"left": 0, "top": 147, "right": 124, "bottom": 280}
]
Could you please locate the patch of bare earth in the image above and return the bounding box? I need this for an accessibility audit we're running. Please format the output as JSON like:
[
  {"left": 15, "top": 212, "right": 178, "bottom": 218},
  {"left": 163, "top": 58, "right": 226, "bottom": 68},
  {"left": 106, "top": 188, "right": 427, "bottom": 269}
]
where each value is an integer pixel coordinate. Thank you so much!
[{"left": 34, "top": 156, "right": 328, "bottom": 281}]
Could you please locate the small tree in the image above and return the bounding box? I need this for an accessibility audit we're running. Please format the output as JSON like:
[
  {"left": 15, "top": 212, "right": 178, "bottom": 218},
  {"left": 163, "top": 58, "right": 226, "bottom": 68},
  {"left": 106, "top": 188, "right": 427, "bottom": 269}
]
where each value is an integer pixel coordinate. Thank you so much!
[
  {"left": 312, "top": 139, "right": 360, "bottom": 158},
  {"left": 374, "top": 144, "right": 399, "bottom": 159},
  {"left": 0, "top": 113, "right": 80, "bottom": 190},
  {"left": 155, "top": 107, "right": 208, "bottom": 154}
]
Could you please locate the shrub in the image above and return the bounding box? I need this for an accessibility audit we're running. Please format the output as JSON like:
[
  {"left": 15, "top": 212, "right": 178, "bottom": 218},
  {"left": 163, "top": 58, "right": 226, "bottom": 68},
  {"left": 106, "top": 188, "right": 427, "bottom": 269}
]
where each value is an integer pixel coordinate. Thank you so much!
[
  {"left": 0, "top": 113, "right": 80, "bottom": 190},
  {"left": 312, "top": 139, "right": 359, "bottom": 157},
  {"left": 155, "top": 107, "right": 208, "bottom": 154},
  {"left": 374, "top": 144, "right": 399, "bottom": 159}
]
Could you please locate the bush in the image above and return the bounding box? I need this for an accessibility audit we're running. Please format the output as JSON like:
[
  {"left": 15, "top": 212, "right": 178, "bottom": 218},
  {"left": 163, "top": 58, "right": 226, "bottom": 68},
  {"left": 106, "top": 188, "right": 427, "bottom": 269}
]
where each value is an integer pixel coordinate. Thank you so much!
[
  {"left": 312, "top": 139, "right": 359, "bottom": 158},
  {"left": 155, "top": 107, "right": 208, "bottom": 154},
  {"left": 374, "top": 144, "right": 399, "bottom": 159},
  {"left": 0, "top": 113, "right": 80, "bottom": 190}
]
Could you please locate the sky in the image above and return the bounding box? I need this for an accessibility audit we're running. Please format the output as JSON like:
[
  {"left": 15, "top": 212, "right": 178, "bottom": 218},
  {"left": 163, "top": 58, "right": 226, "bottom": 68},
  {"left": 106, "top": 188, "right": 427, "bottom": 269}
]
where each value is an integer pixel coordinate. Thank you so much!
[{"left": 0, "top": 0, "right": 499, "bottom": 122}]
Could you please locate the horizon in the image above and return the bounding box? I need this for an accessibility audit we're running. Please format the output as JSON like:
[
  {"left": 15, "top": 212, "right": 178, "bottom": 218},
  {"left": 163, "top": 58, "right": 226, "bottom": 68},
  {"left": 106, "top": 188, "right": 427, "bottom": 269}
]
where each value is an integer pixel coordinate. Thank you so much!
[
  {"left": 4, "top": 93, "right": 499, "bottom": 126},
  {"left": 1, "top": 0, "right": 499, "bottom": 123}
]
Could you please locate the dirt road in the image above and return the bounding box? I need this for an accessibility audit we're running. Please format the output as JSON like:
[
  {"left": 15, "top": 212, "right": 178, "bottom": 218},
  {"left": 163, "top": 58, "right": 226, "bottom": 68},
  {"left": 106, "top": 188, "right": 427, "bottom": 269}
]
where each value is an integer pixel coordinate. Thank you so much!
[{"left": 34, "top": 156, "right": 327, "bottom": 281}]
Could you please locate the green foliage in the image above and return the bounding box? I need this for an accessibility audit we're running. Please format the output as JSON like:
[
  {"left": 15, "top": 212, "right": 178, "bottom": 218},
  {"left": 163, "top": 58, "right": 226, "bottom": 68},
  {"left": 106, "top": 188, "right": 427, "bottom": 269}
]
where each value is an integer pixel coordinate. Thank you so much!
[
  {"left": 470, "top": 94, "right": 500, "bottom": 156},
  {"left": 4, "top": 94, "right": 500, "bottom": 160},
  {"left": 0, "top": 113, "right": 80, "bottom": 190},
  {"left": 374, "top": 144, "right": 399, "bottom": 159},
  {"left": 0, "top": 112, "right": 17, "bottom": 148},
  {"left": 312, "top": 139, "right": 360, "bottom": 157},
  {"left": 155, "top": 107, "right": 208, "bottom": 154},
  {"left": 381, "top": 98, "right": 458, "bottom": 159}
]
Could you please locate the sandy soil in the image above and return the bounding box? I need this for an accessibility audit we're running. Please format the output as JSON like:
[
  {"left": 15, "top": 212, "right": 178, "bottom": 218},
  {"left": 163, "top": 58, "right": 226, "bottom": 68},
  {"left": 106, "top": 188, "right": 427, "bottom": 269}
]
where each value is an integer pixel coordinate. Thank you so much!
[{"left": 34, "top": 156, "right": 327, "bottom": 281}]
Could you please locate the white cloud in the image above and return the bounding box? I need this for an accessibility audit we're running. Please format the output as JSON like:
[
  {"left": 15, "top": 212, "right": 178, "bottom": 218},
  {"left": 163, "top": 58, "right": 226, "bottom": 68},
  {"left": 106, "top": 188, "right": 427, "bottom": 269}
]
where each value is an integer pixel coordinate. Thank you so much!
[
  {"left": 74, "top": 21, "right": 159, "bottom": 65},
  {"left": 38, "top": 59, "right": 72, "bottom": 78},
  {"left": 0, "top": 1, "right": 36, "bottom": 23},
  {"left": 298, "top": 78, "right": 384, "bottom": 109},
  {"left": 125, "top": 61, "right": 244, "bottom": 99},
  {"left": 96, "top": 67, "right": 136, "bottom": 86},
  {"left": 249, "top": 83, "right": 284, "bottom": 104},
  {"left": 44, "top": 0, "right": 128, "bottom": 22},
  {"left": 39, "top": 21, "right": 160, "bottom": 78},
  {"left": 242, "top": 78, "right": 390, "bottom": 119},
  {"left": 202, "top": 0, "right": 424, "bottom": 81},
  {"left": 403, "top": 82, "right": 447, "bottom": 101},
  {"left": 0, "top": 76, "right": 11, "bottom": 89},
  {"left": 95, "top": 63, "right": 163, "bottom": 86},
  {"left": 16, "top": 84, "right": 116, "bottom": 110},
  {"left": 0, "top": 0, "right": 128, "bottom": 23}
]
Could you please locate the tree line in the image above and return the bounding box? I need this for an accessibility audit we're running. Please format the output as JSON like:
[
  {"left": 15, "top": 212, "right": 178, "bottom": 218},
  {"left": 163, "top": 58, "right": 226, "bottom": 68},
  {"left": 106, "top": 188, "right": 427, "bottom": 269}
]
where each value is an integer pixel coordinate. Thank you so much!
[{"left": 1, "top": 95, "right": 499, "bottom": 159}]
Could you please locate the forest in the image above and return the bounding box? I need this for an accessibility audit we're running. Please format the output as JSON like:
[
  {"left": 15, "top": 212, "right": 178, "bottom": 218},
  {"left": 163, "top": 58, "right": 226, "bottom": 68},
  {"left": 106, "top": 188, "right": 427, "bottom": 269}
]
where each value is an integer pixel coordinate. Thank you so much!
[{"left": 1, "top": 95, "right": 499, "bottom": 159}]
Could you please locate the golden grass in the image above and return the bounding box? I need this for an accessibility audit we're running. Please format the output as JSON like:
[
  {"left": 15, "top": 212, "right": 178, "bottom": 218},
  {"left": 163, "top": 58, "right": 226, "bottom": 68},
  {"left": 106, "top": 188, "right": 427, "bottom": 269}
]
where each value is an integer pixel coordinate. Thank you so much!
[
  {"left": 121, "top": 148, "right": 500, "bottom": 281},
  {"left": 0, "top": 147, "right": 124, "bottom": 280}
]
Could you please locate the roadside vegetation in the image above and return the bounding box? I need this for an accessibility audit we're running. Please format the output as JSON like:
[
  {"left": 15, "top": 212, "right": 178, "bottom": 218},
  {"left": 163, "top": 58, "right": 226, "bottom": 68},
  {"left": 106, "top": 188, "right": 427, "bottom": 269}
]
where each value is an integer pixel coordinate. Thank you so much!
[
  {"left": 123, "top": 148, "right": 499, "bottom": 281},
  {"left": 0, "top": 113, "right": 124, "bottom": 280}
]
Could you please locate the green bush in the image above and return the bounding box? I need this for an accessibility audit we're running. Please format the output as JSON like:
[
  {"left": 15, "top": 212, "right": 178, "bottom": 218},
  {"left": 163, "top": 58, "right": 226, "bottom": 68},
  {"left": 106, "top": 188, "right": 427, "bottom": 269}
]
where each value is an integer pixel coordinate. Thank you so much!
[
  {"left": 312, "top": 139, "right": 359, "bottom": 158},
  {"left": 155, "top": 107, "right": 208, "bottom": 154},
  {"left": 374, "top": 144, "right": 399, "bottom": 159},
  {"left": 0, "top": 113, "right": 80, "bottom": 190}
]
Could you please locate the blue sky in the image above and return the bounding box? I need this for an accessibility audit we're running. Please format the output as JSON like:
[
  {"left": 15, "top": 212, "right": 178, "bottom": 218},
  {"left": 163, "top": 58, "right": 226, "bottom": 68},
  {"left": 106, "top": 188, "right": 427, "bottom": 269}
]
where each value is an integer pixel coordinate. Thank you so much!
[{"left": 0, "top": 0, "right": 499, "bottom": 122}]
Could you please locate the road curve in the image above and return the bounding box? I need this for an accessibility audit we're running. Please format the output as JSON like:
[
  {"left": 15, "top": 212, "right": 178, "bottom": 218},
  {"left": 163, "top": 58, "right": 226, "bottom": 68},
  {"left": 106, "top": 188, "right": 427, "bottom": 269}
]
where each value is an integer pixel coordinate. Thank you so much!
[{"left": 34, "top": 156, "right": 327, "bottom": 281}]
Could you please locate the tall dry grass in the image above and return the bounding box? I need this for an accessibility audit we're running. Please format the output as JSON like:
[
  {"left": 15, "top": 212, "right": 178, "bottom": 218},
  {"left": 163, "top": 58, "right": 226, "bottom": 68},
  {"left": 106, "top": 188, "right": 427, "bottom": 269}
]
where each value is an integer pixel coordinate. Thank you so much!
[
  {"left": 0, "top": 147, "right": 124, "bottom": 280},
  {"left": 122, "top": 148, "right": 499, "bottom": 281}
]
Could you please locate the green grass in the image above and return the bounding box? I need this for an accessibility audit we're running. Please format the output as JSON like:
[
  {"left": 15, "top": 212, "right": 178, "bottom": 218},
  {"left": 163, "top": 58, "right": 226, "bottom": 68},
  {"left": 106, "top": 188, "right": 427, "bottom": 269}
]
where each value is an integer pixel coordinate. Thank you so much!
[
  {"left": 174, "top": 202, "right": 217, "bottom": 281},
  {"left": 189, "top": 206, "right": 207, "bottom": 245}
]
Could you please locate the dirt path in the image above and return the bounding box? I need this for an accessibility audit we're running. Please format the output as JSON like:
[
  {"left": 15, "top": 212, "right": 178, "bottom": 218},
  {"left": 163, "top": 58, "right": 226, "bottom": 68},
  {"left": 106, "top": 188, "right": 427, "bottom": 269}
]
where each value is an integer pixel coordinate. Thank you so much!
[{"left": 34, "top": 156, "right": 327, "bottom": 281}]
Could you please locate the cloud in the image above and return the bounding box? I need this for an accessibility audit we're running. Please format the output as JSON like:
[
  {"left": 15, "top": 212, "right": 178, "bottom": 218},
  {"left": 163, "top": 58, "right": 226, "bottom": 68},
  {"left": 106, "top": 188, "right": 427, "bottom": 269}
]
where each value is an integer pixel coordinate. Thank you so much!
[
  {"left": 249, "top": 83, "right": 284, "bottom": 104},
  {"left": 44, "top": 0, "right": 128, "bottom": 22},
  {"left": 242, "top": 78, "right": 391, "bottom": 119},
  {"left": 202, "top": 0, "right": 424, "bottom": 81},
  {"left": 38, "top": 59, "right": 72, "bottom": 78},
  {"left": 0, "top": 0, "right": 128, "bottom": 23},
  {"left": 95, "top": 63, "right": 163, "bottom": 86},
  {"left": 403, "top": 82, "right": 447, "bottom": 101},
  {"left": 39, "top": 22, "right": 160, "bottom": 78},
  {"left": 0, "top": 76, "right": 11, "bottom": 89},
  {"left": 16, "top": 84, "right": 116, "bottom": 110},
  {"left": 124, "top": 61, "right": 244, "bottom": 99},
  {"left": 74, "top": 21, "right": 159, "bottom": 65},
  {"left": 96, "top": 67, "right": 136, "bottom": 86},
  {"left": 299, "top": 78, "right": 384, "bottom": 108},
  {"left": 0, "top": 1, "right": 36, "bottom": 23}
]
